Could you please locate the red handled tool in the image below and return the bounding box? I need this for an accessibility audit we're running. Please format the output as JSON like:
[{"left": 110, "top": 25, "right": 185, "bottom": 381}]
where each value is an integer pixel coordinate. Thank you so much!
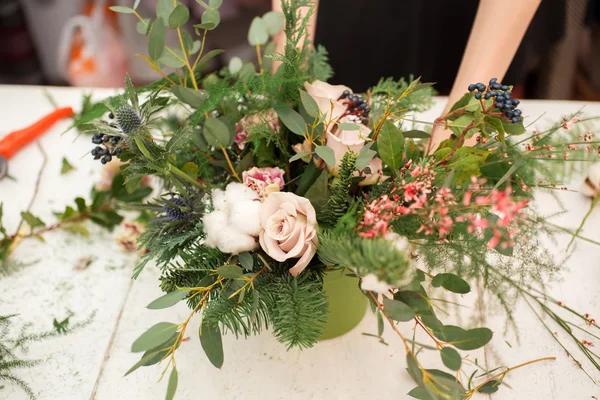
[{"left": 0, "top": 107, "right": 74, "bottom": 180}]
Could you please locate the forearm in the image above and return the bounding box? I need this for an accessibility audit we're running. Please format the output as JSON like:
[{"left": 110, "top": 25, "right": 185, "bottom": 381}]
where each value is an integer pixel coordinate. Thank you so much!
[
  {"left": 429, "top": 0, "right": 541, "bottom": 151},
  {"left": 272, "top": 0, "right": 319, "bottom": 61}
]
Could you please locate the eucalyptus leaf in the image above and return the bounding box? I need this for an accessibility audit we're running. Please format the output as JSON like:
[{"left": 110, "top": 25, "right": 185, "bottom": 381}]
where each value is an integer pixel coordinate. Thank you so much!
[
  {"left": 124, "top": 350, "right": 162, "bottom": 376},
  {"left": 200, "top": 324, "right": 224, "bottom": 368},
  {"left": 262, "top": 11, "right": 284, "bottom": 35},
  {"left": 166, "top": 367, "right": 178, "bottom": 400},
  {"left": 134, "top": 0, "right": 141, "bottom": 9},
  {"left": 478, "top": 380, "right": 501, "bottom": 393},
  {"left": 147, "top": 290, "right": 190, "bottom": 309},
  {"left": 356, "top": 142, "right": 376, "bottom": 170},
  {"left": 248, "top": 17, "right": 269, "bottom": 46},
  {"left": 440, "top": 347, "right": 462, "bottom": 371},
  {"left": 136, "top": 18, "right": 152, "bottom": 35},
  {"left": 289, "top": 152, "right": 311, "bottom": 162},
  {"left": 148, "top": 18, "right": 166, "bottom": 60},
  {"left": 159, "top": 49, "right": 185, "bottom": 68},
  {"left": 299, "top": 90, "right": 319, "bottom": 117},
  {"left": 169, "top": 4, "right": 190, "bottom": 29},
  {"left": 315, "top": 146, "right": 335, "bottom": 167},
  {"left": 274, "top": 105, "right": 307, "bottom": 136},
  {"left": 407, "top": 386, "right": 435, "bottom": 400},
  {"left": 171, "top": 86, "right": 205, "bottom": 108},
  {"left": 431, "top": 273, "right": 470, "bottom": 294},
  {"left": 217, "top": 264, "right": 244, "bottom": 279},
  {"left": 377, "top": 120, "right": 405, "bottom": 171},
  {"left": 61, "top": 157, "right": 75, "bottom": 174},
  {"left": 156, "top": 0, "right": 176, "bottom": 26},
  {"left": 194, "top": 49, "right": 225, "bottom": 70},
  {"left": 193, "top": 22, "right": 215, "bottom": 30},
  {"left": 131, "top": 322, "right": 178, "bottom": 353},
  {"left": 209, "top": 0, "right": 223, "bottom": 7},
  {"left": 203, "top": 118, "right": 231, "bottom": 147},
  {"left": 406, "top": 353, "right": 423, "bottom": 384},
  {"left": 238, "top": 252, "right": 254, "bottom": 270},
  {"left": 109, "top": 6, "right": 134, "bottom": 14},
  {"left": 228, "top": 57, "right": 243, "bottom": 74},
  {"left": 403, "top": 130, "right": 430, "bottom": 139},
  {"left": 201, "top": 8, "right": 220, "bottom": 29},
  {"left": 304, "top": 169, "right": 329, "bottom": 212},
  {"left": 383, "top": 297, "right": 415, "bottom": 321},
  {"left": 238, "top": 63, "right": 256, "bottom": 80},
  {"left": 338, "top": 122, "right": 361, "bottom": 131}
]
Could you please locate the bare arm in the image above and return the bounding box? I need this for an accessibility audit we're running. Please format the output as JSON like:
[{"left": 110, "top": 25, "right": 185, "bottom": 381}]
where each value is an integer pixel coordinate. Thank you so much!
[
  {"left": 271, "top": 0, "right": 319, "bottom": 69},
  {"left": 428, "top": 0, "right": 541, "bottom": 153}
]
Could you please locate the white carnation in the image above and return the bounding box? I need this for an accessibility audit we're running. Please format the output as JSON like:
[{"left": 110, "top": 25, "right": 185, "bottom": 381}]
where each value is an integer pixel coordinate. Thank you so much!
[{"left": 203, "top": 183, "right": 261, "bottom": 254}]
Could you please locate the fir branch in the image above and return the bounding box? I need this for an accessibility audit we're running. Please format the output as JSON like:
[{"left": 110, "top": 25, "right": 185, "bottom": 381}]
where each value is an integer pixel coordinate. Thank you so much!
[
  {"left": 320, "top": 152, "right": 357, "bottom": 225},
  {"left": 318, "top": 230, "right": 411, "bottom": 284},
  {"left": 308, "top": 45, "right": 334, "bottom": 82},
  {"left": 271, "top": 273, "right": 328, "bottom": 349}
]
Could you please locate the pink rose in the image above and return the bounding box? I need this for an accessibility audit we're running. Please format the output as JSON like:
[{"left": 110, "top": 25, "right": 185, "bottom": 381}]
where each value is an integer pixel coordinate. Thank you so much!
[
  {"left": 324, "top": 117, "right": 388, "bottom": 185},
  {"left": 259, "top": 192, "right": 318, "bottom": 276},
  {"left": 304, "top": 80, "right": 352, "bottom": 124},
  {"left": 235, "top": 110, "right": 279, "bottom": 150},
  {"left": 243, "top": 167, "right": 285, "bottom": 197}
]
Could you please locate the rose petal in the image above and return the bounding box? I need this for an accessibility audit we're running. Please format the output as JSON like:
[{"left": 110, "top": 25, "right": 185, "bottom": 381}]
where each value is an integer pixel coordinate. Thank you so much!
[{"left": 288, "top": 242, "right": 316, "bottom": 276}]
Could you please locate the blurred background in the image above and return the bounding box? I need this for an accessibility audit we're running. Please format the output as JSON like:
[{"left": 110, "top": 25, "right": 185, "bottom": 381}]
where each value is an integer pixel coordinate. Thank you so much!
[{"left": 2, "top": 0, "right": 600, "bottom": 100}]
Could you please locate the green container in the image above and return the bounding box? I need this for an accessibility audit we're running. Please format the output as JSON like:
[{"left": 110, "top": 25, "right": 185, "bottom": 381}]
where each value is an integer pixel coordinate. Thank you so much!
[{"left": 318, "top": 268, "right": 368, "bottom": 340}]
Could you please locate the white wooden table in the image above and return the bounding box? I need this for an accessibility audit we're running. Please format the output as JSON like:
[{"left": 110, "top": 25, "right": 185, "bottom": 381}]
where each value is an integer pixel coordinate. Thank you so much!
[{"left": 0, "top": 86, "right": 599, "bottom": 399}]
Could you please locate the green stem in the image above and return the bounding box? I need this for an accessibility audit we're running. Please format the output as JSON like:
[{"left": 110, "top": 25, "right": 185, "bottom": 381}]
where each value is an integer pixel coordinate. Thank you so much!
[
  {"left": 566, "top": 195, "right": 600, "bottom": 251},
  {"left": 169, "top": 164, "right": 204, "bottom": 189}
]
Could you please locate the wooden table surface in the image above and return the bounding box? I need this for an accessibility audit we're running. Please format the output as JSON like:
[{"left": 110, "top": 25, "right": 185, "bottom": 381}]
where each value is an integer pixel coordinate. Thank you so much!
[{"left": 0, "top": 85, "right": 598, "bottom": 399}]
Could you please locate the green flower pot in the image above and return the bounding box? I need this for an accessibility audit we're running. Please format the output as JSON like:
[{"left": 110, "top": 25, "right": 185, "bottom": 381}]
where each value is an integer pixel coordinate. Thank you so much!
[{"left": 318, "top": 268, "right": 367, "bottom": 340}]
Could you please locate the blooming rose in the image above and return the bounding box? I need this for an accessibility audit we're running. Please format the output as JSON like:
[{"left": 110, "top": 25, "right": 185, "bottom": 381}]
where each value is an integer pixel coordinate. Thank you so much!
[
  {"left": 204, "top": 183, "right": 262, "bottom": 254},
  {"left": 325, "top": 117, "right": 388, "bottom": 186},
  {"left": 234, "top": 110, "right": 279, "bottom": 150},
  {"left": 304, "top": 80, "right": 351, "bottom": 124},
  {"left": 259, "top": 192, "right": 318, "bottom": 276},
  {"left": 243, "top": 167, "right": 285, "bottom": 198}
]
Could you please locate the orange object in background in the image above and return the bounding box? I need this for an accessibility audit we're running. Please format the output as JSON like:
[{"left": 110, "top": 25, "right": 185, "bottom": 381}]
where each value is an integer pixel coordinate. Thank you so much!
[{"left": 57, "top": 0, "right": 127, "bottom": 87}]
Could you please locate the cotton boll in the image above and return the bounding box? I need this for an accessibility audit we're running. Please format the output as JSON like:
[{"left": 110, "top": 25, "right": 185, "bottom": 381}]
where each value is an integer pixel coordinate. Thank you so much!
[
  {"left": 225, "top": 182, "right": 258, "bottom": 204},
  {"left": 581, "top": 163, "right": 600, "bottom": 198},
  {"left": 203, "top": 211, "right": 228, "bottom": 248},
  {"left": 217, "top": 226, "right": 258, "bottom": 254},
  {"left": 230, "top": 200, "right": 262, "bottom": 236},
  {"left": 211, "top": 189, "right": 228, "bottom": 211},
  {"left": 385, "top": 232, "right": 410, "bottom": 252},
  {"left": 360, "top": 274, "right": 394, "bottom": 294}
]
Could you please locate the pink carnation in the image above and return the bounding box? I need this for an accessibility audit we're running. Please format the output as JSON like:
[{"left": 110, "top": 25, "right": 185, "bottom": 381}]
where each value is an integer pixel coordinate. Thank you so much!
[
  {"left": 243, "top": 167, "right": 285, "bottom": 198},
  {"left": 234, "top": 110, "right": 279, "bottom": 150}
]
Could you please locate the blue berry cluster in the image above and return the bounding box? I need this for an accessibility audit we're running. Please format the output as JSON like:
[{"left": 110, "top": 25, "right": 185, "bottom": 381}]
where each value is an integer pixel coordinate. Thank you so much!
[
  {"left": 468, "top": 78, "right": 522, "bottom": 123},
  {"left": 340, "top": 90, "right": 370, "bottom": 125},
  {"left": 163, "top": 196, "right": 191, "bottom": 222},
  {"left": 90, "top": 111, "right": 128, "bottom": 164}
]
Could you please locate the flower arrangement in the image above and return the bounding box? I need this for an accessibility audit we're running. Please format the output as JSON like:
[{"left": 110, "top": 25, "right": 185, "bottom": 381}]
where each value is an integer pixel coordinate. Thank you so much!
[{"left": 58, "top": 0, "right": 600, "bottom": 398}]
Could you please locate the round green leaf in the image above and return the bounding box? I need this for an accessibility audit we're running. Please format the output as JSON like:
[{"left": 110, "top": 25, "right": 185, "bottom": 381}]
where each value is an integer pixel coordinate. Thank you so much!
[
  {"left": 148, "top": 18, "right": 166, "bottom": 61},
  {"left": 171, "top": 86, "right": 205, "bottom": 108},
  {"left": 159, "top": 49, "right": 186, "bottom": 68},
  {"left": 289, "top": 151, "right": 311, "bottom": 162},
  {"left": 228, "top": 57, "right": 243, "bottom": 74},
  {"left": 356, "top": 143, "right": 376, "bottom": 171},
  {"left": 217, "top": 264, "right": 244, "bottom": 279},
  {"left": 147, "top": 290, "right": 190, "bottom": 309},
  {"left": 156, "top": 0, "right": 176, "bottom": 25},
  {"left": 136, "top": 18, "right": 152, "bottom": 35},
  {"left": 248, "top": 17, "right": 269, "bottom": 46},
  {"left": 134, "top": 0, "right": 141, "bottom": 9},
  {"left": 338, "top": 122, "right": 361, "bottom": 131},
  {"left": 315, "top": 146, "right": 335, "bottom": 167},
  {"left": 431, "top": 273, "right": 470, "bottom": 294},
  {"left": 169, "top": 4, "right": 190, "bottom": 29},
  {"left": 262, "top": 11, "right": 284, "bottom": 35},
  {"left": 209, "top": 0, "right": 223, "bottom": 7},
  {"left": 131, "top": 322, "right": 178, "bottom": 353},
  {"left": 203, "top": 118, "right": 231, "bottom": 147},
  {"left": 194, "top": 22, "right": 216, "bottom": 30},
  {"left": 440, "top": 347, "right": 462, "bottom": 371},
  {"left": 200, "top": 324, "right": 224, "bottom": 368},
  {"left": 202, "top": 8, "right": 220, "bottom": 29},
  {"left": 383, "top": 297, "right": 416, "bottom": 322},
  {"left": 109, "top": 6, "right": 134, "bottom": 14}
]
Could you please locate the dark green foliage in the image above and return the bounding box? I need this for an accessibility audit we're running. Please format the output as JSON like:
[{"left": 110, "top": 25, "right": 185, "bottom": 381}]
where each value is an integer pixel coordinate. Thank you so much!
[
  {"left": 318, "top": 230, "right": 410, "bottom": 284},
  {"left": 370, "top": 77, "right": 435, "bottom": 121},
  {"left": 308, "top": 45, "right": 334, "bottom": 82},
  {"left": 271, "top": 273, "right": 328, "bottom": 349},
  {"left": 320, "top": 152, "right": 357, "bottom": 225}
]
